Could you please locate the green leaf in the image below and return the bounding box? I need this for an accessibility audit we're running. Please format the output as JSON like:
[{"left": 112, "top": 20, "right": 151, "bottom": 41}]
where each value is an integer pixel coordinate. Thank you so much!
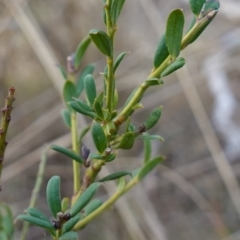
[
  {"left": 137, "top": 156, "right": 163, "bottom": 180},
  {"left": 111, "top": 0, "right": 126, "bottom": 24},
  {"left": 95, "top": 92, "right": 104, "bottom": 106},
  {"left": 91, "top": 122, "right": 108, "bottom": 153},
  {"left": 83, "top": 199, "right": 103, "bottom": 216},
  {"left": 145, "top": 78, "right": 162, "bottom": 86},
  {"left": 166, "top": 9, "right": 185, "bottom": 59},
  {"left": 79, "top": 126, "right": 91, "bottom": 142},
  {"left": 98, "top": 171, "right": 132, "bottom": 182},
  {"left": 203, "top": 0, "right": 220, "bottom": 16},
  {"left": 106, "top": 121, "right": 116, "bottom": 135},
  {"left": 70, "top": 183, "right": 101, "bottom": 217},
  {"left": 84, "top": 74, "right": 97, "bottom": 106},
  {"left": 61, "top": 109, "right": 71, "bottom": 128},
  {"left": 0, "top": 231, "right": 8, "bottom": 240},
  {"left": 161, "top": 57, "right": 185, "bottom": 77},
  {"left": 76, "top": 64, "right": 95, "bottom": 96},
  {"left": 190, "top": 0, "right": 206, "bottom": 16},
  {"left": 59, "top": 231, "right": 78, "bottom": 240},
  {"left": 63, "top": 81, "right": 77, "bottom": 111},
  {"left": 89, "top": 153, "right": 104, "bottom": 160},
  {"left": 61, "top": 197, "right": 70, "bottom": 213},
  {"left": 57, "top": 65, "right": 67, "bottom": 80},
  {"left": 115, "top": 132, "right": 135, "bottom": 149},
  {"left": 113, "top": 52, "right": 128, "bottom": 72},
  {"left": 74, "top": 36, "right": 91, "bottom": 69},
  {"left": 62, "top": 214, "right": 82, "bottom": 234},
  {"left": 94, "top": 100, "right": 104, "bottom": 119},
  {"left": 102, "top": 0, "right": 107, "bottom": 25},
  {"left": 143, "top": 106, "right": 162, "bottom": 130},
  {"left": 113, "top": 88, "right": 118, "bottom": 109},
  {"left": 153, "top": 34, "right": 169, "bottom": 68},
  {"left": 182, "top": 7, "right": 219, "bottom": 48},
  {"left": 25, "top": 208, "right": 50, "bottom": 223},
  {"left": 16, "top": 214, "right": 55, "bottom": 231},
  {"left": 74, "top": 98, "right": 94, "bottom": 113},
  {"left": 137, "top": 134, "right": 164, "bottom": 142},
  {"left": 144, "top": 135, "right": 151, "bottom": 163},
  {"left": 105, "top": 153, "right": 117, "bottom": 162},
  {"left": 46, "top": 176, "right": 62, "bottom": 218},
  {"left": 51, "top": 145, "right": 84, "bottom": 164},
  {"left": 69, "top": 101, "right": 96, "bottom": 119},
  {"left": 89, "top": 29, "right": 112, "bottom": 57},
  {"left": 1, "top": 204, "right": 13, "bottom": 237}
]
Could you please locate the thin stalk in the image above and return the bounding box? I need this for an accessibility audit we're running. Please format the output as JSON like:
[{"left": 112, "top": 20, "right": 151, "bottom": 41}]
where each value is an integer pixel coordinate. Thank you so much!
[
  {"left": 19, "top": 147, "right": 48, "bottom": 240},
  {"left": 105, "top": 0, "right": 115, "bottom": 114},
  {"left": 71, "top": 109, "right": 80, "bottom": 199},
  {"left": 74, "top": 177, "right": 138, "bottom": 230},
  {"left": 0, "top": 87, "right": 15, "bottom": 191}
]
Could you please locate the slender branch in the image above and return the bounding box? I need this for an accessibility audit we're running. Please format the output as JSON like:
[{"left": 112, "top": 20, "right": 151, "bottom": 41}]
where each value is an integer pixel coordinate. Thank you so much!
[
  {"left": 74, "top": 177, "right": 138, "bottom": 230},
  {"left": 0, "top": 87, "right": 15, "bottom": 191},
  {"left": 19, "top": 147, "right": 48, "bottom": 240},
  {"left": 105, "top": 0, "right": 115, "bottom": 114}
]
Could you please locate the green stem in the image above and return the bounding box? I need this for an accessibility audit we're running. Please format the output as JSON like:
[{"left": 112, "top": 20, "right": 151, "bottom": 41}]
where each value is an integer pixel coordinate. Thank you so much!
[
  {"left": 105, "top": 0, "right": 115, "bottom": 114},
  {"left": 20, "top": 147, "right": 48, "bottom": 240},
  {"left": 0, "top": 87, "right": 15, "bottom": 191},
  {"left": 71, "top": 111, "right": 80, "bottom": 198},
  {"left": 74, "top": 177, "right": 138, "bottom": 230},
  {"left": 114, "top": 15, "right": 216, "bottom": 127}
]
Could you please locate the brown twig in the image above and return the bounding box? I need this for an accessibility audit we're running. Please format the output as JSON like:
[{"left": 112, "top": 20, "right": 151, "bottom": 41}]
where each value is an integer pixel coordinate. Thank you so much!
[{"left": 0, "top": 87, "right": 15, "bottom": 191}]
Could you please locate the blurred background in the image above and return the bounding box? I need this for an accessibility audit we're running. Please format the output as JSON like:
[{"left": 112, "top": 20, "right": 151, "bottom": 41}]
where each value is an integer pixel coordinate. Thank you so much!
[{"left": 1, "top": 0, "right": 240, "bottom": 239}]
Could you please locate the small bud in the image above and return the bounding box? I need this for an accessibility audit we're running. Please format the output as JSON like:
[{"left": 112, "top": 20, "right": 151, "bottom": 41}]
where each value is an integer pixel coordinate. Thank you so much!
[
  {"left": 63, "top": 213, "right": 71, "bottom": 221},
  {"left": 67, "top": 53, "right": 76, "bottom": 74},
  {"left": 81, "top": 145, "right": 90, "bottom": 160},
  {"left": 105, "top": 147, "right": 112, "bottom": 155},
  {"left": 52, "top": 220, "right": 61, "bottom": 229}
]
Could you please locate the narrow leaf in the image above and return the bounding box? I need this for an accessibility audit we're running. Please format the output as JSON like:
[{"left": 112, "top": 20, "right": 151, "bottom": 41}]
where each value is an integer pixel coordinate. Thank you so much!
[
  {"left": 111, "top": 0, "right": 126, "bottom": 24},
  {"left": 115, "top": 132, "right": 135, "bottom": 149},
  {"left": 84, "top": 74, "right": 97, "bottom": 106},
  {"left": 145, "top": 78, "right": 161, "bottom": 86},
  {"left": 70, "top": 183, "right": 101, "bottom": 217},
  {"left": 79, "top": 126, "right": 91, "bottom": 142},
  {"left": 138, "top": 156, "right": 164, "bottom": 180},
  {"left": 166, "top": 9, "right": 185, "bottom": 59},
  {"left": 153, "top": 34, "right": 169, "bottom": 68},
  {"left": 95, "top": 92, "right": 104, "bottom": 106},
  {"left": 74, "top": 98, "right": 94, "bottom": 112},
  {"left": 76, "top": 64, "right": 95, "bottom": 96},
  {"left": 83, "top": 199, "right": 103, "bottom": 216},
  {"left": 62, "top": 214, "right": 82, "bottom": 234},
  {"left": 57, "top": 65, "right": 67, "bottom": 80},
  {"left": 105, "top": 153, "right": 117, "bottom": 162},
  {"left": 161, "top": 57, "right": 185, "bottom": 77},
  {"left": 69, "top": 101, "right": 96, "bottom": 119},
  {"left": 61, "top": 109, "right": 71, "bottom": 128},
  {"left": 190, "top": 0, "right": 206, "bottom": 16},
  {"left": 98, "top": 171, "right": 132, "bottom": 182},
  {"left": 61, "top": 197, "right": 70, "bottom": 213},
  {"left": 51, "top": 145, "right": 84, "bottom": 164},
  {"left": 137, "top": 134, "right": 164, "bottom": 142},
  {"left": 89, "top": 29, "right": 112, "bottom": 57},
  {"left": 113, "top": 52, "right": 128, "bottom": 72},
  {"left": 59, "top": 231, "right": 78, "bottom": 240},
  {"left": 25, "top": 208, "right": 50, "bottom": 223},
  {"left": 63, "top": 81, "right": 77, "bottom": 110},
  {"left": 94, "top": 100, "right": 104, "bottom": 119},
  {"left": 74, "top": 36, "right": 91, "bottom": 69},
  {"left": 143, "top": 106, "right": 162, "bottom": 130},
  {"left": 144, "top": 135, "right": 151, "bottom": 163},
  {"left": 91, "top": 122, "right": 108, "bottom": 153},
  {"left": 16, "top": 214, "right": 55, "bottom": 231},
  {"left": 46, "top": 176, "right": 62, "bottom": 218}
]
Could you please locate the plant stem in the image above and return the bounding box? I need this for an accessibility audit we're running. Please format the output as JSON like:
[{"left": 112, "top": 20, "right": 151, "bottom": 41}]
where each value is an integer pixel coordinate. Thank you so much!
[
  {"left": 74, "top": 177, "right": 138, "bottom": 230},
  {"left": 0, "top": 87, "right": 15, "bottom": 191},
  {"left": 105, "top": 0, "right": 115, "bottom": 114},
  {"left": 19, "top": 147, "right": 48, "bottom": 240},
  {"left": 71, "top": 109, "right": 80, "bottom": 199}
]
